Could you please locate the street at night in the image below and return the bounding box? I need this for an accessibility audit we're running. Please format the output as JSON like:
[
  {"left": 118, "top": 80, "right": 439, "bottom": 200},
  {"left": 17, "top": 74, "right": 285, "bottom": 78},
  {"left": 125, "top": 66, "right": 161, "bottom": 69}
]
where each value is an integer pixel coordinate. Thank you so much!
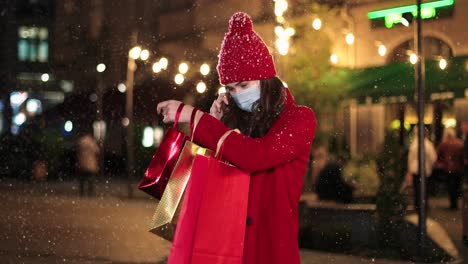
[
  {"left": 0, "top": 180, "right": 467, "bottom": 263},
  {"left": 1, "top": 0, "right": 468, "bottom": 263},
  {"left": 0, "top": 181, "right": 170, "bottom": 263}
]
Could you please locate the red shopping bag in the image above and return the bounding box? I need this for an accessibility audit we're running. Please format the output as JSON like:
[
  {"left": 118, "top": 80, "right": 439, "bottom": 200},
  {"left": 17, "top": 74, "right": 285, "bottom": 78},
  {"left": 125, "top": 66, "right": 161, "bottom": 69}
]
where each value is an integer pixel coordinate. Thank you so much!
[
  {"left": 168, "top": 130, "right": 250, "bottom": 264},
  {"left": 138, "top": 103, "right": 187, "bottom": 200},
  {"left": 148, "top": 109, "right": 211, "bottom": 242},
  {"left": 190, "top": 154, "right": 250, "bottom": 264}
]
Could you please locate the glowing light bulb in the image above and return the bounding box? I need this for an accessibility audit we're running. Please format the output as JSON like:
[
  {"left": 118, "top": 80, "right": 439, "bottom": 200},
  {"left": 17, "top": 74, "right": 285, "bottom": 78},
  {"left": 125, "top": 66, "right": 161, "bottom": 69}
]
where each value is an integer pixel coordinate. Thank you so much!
[
  {"left": 159, "top": 57, "right": 168, "bottom": 69},
  {"left": 200, "top": 64, "right": 210, "bottom": 75},
  {"left": 196, "top": 82, "right": 207, "bottom": 94},
  {"left": 345, "top": 33, "right": 355, "bottom": 45},
  {"left": 312, "top": 18, "right": 322, "bottom": 30},
  {"left": 175, "top": 73, "right": 184, "bottom": 85},
  {"left": 439, "top": 58, "right": 447, "bottom": 70},
  {"left": 129, "top": 46, "right": 141, "bottom": 59},
  {"left": 330, "top": 54, "right": 338, "bottom": 64},
  {"left": 410, "top": 53, "right": 418, "bottom": 64},
  {"left": 378, "top": 45, "right": 387, "bottom": 56},
  {"left": 140, "top": 49, "right": 149, "bottom": 61},
  {"left": 152, "top": 62, "right": 162, "bottom": 73},
  {"left": 178, "top": 63, "right": 188, "bottom": 74}
]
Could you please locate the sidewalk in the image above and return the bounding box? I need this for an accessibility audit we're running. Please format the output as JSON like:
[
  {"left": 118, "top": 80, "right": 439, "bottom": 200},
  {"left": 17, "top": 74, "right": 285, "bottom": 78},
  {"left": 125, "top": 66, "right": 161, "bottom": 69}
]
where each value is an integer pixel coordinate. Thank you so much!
[{"left": 0, "top": 178, "right": 465, "bottom": 263}]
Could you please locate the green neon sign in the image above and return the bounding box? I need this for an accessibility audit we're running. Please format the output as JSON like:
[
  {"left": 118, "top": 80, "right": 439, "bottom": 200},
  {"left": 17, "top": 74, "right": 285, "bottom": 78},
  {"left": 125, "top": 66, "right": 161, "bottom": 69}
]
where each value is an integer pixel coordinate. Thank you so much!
[
  {"left": 367, "top": 0, "right": 454, "bottom": 28},
  {"left": 384, "top": 8, "right": 436, "bottom": 28}
]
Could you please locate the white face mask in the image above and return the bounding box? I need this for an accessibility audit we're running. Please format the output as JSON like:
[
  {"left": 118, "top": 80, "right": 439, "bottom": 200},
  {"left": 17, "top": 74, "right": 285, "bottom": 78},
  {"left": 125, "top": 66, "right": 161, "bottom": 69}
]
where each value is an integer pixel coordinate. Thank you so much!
[{"left": 230, "top": 83, "right": 261, "bottom": 112}]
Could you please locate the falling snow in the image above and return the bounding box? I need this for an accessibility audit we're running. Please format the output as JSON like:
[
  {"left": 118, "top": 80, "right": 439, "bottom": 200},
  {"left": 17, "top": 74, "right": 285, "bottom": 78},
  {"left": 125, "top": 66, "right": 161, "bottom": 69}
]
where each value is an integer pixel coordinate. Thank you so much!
[{"left": 0, "top": 0, "right": 466, "bottom": 263}]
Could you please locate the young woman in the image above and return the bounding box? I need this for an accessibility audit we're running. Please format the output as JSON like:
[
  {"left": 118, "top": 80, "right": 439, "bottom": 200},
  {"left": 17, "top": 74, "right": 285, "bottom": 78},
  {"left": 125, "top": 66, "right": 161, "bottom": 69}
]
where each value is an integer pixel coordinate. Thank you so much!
[{"left": 157, "top": 12, "right": 316, "bottom": 264}]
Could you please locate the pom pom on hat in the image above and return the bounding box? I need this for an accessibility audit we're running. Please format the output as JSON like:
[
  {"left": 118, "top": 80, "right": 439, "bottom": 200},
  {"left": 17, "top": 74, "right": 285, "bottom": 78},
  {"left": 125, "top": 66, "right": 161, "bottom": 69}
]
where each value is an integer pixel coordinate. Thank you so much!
[
  {"left": 217, "top": 12, "right": 276, "bottom": 85},
  {"left": 229, "top": 12, "right": 253, "bottom": 34}
]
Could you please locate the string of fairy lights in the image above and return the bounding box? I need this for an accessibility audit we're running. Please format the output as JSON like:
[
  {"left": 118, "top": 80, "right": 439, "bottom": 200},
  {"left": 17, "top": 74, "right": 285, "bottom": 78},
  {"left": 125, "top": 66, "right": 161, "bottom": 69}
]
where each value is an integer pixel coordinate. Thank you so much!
[
  {"left": 110, "top": 46, "right": 213, "bottom": 95},
  {"left": 272, "top": 0, "right": 449, "bottom": 70}
]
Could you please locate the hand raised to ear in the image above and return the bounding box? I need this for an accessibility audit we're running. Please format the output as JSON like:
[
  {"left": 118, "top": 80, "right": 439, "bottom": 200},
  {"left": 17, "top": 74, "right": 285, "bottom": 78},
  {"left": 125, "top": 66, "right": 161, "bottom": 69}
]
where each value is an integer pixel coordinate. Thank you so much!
[{"left": 210, "top": 93, "right": 229, "bottom": 120}]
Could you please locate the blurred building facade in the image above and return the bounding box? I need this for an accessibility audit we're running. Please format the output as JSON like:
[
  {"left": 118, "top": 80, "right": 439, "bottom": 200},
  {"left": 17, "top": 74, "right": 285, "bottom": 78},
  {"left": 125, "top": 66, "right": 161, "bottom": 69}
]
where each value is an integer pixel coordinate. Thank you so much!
[
  {"left": 0, "top": 0, "right": 57, "bottom": 135},
  {"left": 155, "top": 0, "right": 468, "bottom": 155},
  {"left": 0, "top": 0, "right": 164, "bottom": 179},
  {"left": 1, "top": 0, "right": 467, "bottom": 179},
  {"left": 53, "top": 0, "right": 161, "bottom": 91},
  {"left": 341, "top": 0, "right": 468, "bottom": 155},
  {"left": 53, "top": 0, "right": 161, "bottom": 159}
]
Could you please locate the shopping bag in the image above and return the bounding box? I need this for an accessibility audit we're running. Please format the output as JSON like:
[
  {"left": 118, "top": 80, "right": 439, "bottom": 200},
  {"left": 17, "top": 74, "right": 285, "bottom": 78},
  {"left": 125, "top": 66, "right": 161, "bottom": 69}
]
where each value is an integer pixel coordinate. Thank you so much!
[
  {"left": 166, "top": 110, "right": 210, "bottom": 263},
  {"left": 149, "top": 140, "right": 212, "bottom": 241},
  {"left": 138, "top": 103, "right": 187, "bottom": 200},
  {"left": 168, "top": 130, "right": 250, "bottom": 264},
  {"left": 149, "top": 109, "right": 211, "bottom": 241},
  {"left": 190, "top": 130, "right": 250, "bottom": 264}
]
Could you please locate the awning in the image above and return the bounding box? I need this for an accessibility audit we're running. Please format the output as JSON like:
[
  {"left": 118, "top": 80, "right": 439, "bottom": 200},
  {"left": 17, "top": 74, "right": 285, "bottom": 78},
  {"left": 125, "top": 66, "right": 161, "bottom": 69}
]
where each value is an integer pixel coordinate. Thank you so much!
[{"left": 345, "top": 56, "right": 468, "bottom": 102}]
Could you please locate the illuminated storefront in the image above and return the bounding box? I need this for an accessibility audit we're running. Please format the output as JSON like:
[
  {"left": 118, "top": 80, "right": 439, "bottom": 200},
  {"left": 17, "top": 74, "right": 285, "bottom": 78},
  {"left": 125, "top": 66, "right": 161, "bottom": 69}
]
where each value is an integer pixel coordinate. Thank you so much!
[{"left": 338, "top": 0, "right": 468, "bottom": 155}]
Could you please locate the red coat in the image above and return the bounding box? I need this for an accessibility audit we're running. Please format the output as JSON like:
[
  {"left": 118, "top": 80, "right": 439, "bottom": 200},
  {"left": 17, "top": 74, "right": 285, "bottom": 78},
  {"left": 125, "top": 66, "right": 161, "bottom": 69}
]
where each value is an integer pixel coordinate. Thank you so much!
[
  {"left": 191, "top": 89, "right": 316, "bottom": 264},
  {"left": 437, "top": 138, "right": 464, "bottom": 173}
]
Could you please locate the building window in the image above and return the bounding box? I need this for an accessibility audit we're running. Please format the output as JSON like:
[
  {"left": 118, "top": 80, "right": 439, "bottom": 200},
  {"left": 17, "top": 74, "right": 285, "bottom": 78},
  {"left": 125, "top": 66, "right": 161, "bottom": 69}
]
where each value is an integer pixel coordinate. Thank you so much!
[
  {"left": 17, "top": 26, "right": 49, "bottom": 62},
  {"left": 38, "top": 41, "right": 48, "bottom": 62},
  {"left": 18, "top": 39, "right": 29, "bottom": 61},
  {"left": 388, "top": 37, "right": 452, "bottom": 64}
]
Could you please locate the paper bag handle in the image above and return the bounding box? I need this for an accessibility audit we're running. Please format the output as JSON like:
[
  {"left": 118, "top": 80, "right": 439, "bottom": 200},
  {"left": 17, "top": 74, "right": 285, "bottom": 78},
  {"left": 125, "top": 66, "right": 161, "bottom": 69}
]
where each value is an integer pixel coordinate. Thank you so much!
[
  {"left": 215, "top": 129, "right": 238, "bottom": 159},
  {"left": 189, "top": 108, "right": 197, "bottom": 138},
  {"left": 173, "top": 103, "right": 185, "bottom": 130},
  {"left": 190, "top": 109, "right": 204, "bottom": 141}
]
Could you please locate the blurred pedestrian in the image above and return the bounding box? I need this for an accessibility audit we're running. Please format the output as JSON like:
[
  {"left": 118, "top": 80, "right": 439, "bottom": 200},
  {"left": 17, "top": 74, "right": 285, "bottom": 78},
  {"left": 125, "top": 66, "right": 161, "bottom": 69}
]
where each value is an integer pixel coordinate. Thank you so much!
[
  {"left": 436, "top": 128, "right": 464, "bottom": 210},
  {"left": 401, "top": 126, "right": 437, "bottom": 211},
  {"left": 461, "top": 121, "right": 468, "bottom": 246},
  {"left": 76, "top": 132, "right": 99, "bottom": 197},
  {"left": 157, "top": 12, "right": 316, "bottom": 264},
  {"left": 307, "top": 145, "right": 328, "bottom": 193},
  {"left": 316, "top": 155, "right": 354, "bottom": 203},
  {"left": 32, "top": 160, "right": 48, "bottom": 182}
]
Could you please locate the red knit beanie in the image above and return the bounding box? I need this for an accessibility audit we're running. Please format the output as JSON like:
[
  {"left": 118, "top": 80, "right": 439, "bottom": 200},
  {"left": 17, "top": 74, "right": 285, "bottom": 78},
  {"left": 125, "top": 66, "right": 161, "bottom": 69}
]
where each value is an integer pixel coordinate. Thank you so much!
[{"left": 217, "top": 12, "right": 277, "bottom": 85}]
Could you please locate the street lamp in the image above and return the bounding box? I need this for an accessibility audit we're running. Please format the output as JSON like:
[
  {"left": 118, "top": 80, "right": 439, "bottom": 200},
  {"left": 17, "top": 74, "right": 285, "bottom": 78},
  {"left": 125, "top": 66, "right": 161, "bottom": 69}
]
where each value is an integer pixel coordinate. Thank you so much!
[
  {"left": 96, "top": 63, "right": 106, "bottom": 73},
  {"left": 140, "top": 49, "right": 149, "bottom": 61},
  {"left": 125, "top": 45, "right": 148, "bottom": 198},
  {"left": 41, "top": 73, "right": 49, "bottom": 82},
  {"left": 129, "top": 46, "right": 141, "bottom": 60},
  {"left": 117, "top": 83, "right": 127, "bottom": 93},
  {"left": 96, "top": 63, "right": 106, "bottom": 178}
]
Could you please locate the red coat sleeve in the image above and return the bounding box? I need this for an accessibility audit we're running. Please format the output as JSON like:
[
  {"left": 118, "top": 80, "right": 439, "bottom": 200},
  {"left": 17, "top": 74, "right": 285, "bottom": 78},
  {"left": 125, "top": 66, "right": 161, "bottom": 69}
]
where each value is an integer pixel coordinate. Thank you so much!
[{"left": 191, "top": 106, "right": 316, "bottom": 173}]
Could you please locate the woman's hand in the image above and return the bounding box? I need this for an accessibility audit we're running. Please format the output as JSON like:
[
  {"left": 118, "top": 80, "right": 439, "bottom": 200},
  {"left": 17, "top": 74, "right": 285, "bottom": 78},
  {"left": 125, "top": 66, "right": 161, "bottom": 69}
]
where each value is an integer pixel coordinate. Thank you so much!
[
  {"left": 157, "top": 100, "right": 194, "bottom": 124},
  {"left": 210, "top": 93, "right": 229, "bottom": 120}
]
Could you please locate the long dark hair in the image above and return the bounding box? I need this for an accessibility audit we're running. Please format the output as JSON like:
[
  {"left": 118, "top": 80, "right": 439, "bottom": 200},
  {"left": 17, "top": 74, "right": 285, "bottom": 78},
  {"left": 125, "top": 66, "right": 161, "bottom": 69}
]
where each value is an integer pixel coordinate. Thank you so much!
[{"left": 221, "top": 76, "right": 286, "bottom": 137}]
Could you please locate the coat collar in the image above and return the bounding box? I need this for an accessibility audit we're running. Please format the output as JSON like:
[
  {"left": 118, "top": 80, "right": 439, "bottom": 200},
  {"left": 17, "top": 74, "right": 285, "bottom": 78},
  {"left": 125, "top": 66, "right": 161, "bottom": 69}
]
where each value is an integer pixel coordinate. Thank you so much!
[{"left": 284, "top": 88, "right": 295, "bottom": 108}]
